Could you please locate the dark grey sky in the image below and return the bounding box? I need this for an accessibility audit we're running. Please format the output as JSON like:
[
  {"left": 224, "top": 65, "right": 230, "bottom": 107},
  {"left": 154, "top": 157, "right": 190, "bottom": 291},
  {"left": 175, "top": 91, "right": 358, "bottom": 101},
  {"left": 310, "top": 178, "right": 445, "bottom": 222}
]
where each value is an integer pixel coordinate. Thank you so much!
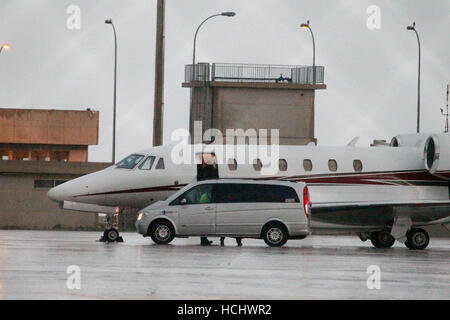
[{"left": 0, "top": 0, "right": 448, "bottom": 162}]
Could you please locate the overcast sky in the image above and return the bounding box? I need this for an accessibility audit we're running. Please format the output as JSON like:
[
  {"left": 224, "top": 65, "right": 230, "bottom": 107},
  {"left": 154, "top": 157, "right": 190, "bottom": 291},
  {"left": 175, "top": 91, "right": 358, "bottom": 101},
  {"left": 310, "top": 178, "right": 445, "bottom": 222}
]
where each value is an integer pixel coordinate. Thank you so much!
[{"left": 0, "top": 0, "right": 448, "bottom": 162}]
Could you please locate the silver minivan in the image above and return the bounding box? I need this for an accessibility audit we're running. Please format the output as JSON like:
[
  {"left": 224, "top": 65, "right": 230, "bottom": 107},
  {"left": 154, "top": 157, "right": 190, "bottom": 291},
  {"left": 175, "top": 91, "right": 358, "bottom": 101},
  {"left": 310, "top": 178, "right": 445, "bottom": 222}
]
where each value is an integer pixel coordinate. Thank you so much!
[{"left": 136, "top": 179, "right": 311, "bottom": 247}]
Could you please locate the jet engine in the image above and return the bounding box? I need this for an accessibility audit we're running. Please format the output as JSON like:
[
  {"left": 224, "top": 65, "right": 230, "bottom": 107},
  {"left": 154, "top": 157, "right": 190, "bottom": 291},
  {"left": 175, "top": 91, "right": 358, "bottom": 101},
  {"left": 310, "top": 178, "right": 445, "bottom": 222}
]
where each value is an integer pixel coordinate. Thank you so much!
[
  {"left": 390, "top": 133, "right": 434, "bottom": 148},
  {"left": 424, "top": 134, "right": 450, "bottom": 180}
]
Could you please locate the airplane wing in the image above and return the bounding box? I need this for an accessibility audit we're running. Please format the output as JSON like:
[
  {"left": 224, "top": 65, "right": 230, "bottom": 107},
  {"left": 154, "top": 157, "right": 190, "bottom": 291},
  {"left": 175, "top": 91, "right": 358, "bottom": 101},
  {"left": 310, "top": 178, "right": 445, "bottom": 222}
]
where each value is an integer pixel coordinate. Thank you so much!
[{"left": 311, "top": 200, "right": 450, "bottom": 227}]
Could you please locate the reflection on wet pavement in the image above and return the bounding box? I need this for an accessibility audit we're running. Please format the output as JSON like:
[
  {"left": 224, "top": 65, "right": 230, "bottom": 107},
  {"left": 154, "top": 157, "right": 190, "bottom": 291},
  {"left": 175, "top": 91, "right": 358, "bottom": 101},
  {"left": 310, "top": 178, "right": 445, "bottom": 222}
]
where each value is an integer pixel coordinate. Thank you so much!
[{"left": 0, "top": 231, "right": 448, "bottom": 299}]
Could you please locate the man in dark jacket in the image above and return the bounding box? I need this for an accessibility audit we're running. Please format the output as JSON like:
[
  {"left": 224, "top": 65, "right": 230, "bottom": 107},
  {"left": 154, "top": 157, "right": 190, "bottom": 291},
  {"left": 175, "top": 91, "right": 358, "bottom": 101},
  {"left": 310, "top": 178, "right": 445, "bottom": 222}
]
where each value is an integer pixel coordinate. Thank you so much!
[{"left": 198, "top": 155, "right": 218, "bottom": 246}]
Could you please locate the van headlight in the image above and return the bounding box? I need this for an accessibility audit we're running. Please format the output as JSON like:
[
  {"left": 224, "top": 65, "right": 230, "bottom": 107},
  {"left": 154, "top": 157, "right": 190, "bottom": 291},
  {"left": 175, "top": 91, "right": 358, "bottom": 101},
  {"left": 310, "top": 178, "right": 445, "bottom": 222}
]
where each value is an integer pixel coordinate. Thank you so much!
[{"left": 137, "top": 213, "right": 145, "bottom": 221}]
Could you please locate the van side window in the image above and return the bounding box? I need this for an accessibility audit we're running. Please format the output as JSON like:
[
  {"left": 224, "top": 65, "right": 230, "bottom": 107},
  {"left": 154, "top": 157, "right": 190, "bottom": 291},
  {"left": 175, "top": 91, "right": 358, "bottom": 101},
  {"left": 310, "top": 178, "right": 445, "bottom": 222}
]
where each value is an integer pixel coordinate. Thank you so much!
[
  {"left": 328, "top": 159, "right": 338, "bottom": 172},
  {"left": 139, "top": 156, "right": 156, "bottom": 170},
  {"left": 353, "top": 160, "right": 363, "bottom": 172},
  {"left": 253, "top": 159, "right": 262, "bottom": 171},
  {"left": 214, "top": 184, "right": 299, "bottom": 203},
  {"left": 228, "top": 159, "right": 237, "bottom": 171},
  {"left": 170, "top": 184, "right": 213, "bottom": 206},
  {"left": 303, "top": 159, "right": 313, "bottom": 171},
  {"left": 155, "top": 158, "right": 165, "bottom": 170},
  {"left": 279, "top": 159, "right": 288, "bottom": 171}
]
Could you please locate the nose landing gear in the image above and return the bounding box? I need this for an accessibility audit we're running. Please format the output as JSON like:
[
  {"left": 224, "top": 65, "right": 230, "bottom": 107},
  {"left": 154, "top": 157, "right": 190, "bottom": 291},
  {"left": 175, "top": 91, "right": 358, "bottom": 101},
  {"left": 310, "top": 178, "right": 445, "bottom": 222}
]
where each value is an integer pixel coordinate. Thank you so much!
[{"left": 99, "top": 208, "right": 124, "bottom": 243}]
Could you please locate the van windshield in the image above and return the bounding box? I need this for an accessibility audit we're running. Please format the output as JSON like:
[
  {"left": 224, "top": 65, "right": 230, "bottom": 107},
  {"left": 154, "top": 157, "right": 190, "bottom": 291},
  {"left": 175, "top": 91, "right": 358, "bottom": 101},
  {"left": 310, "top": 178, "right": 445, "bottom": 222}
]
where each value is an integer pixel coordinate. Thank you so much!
[{"left": 116, "top": 154, "right": 145, "bottom": 169}]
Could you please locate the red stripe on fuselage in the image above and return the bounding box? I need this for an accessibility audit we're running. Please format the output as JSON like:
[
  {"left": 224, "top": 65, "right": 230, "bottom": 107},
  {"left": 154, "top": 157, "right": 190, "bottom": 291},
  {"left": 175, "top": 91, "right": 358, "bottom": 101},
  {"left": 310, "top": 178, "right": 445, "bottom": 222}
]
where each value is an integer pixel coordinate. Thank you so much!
[
  {"left": 75, "top": 184, "right": 188, "bottom": 198},
  {"left": 285, "top": 170, "right": 448, "bottom": 186}
]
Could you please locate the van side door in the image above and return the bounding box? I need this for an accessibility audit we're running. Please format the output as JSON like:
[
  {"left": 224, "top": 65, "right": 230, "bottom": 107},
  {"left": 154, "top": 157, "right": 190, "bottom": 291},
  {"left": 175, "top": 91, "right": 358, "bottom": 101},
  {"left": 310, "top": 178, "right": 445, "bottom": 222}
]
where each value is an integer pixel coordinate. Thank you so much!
[
  {"left": 214, "top": 183, "right": 263, "bottom": 236},
  {"left": 215, "top": 183, "right": 301, "bottom": 237},
  {"left": 172, "top": 184, "right": 216, "bottom": 236}
]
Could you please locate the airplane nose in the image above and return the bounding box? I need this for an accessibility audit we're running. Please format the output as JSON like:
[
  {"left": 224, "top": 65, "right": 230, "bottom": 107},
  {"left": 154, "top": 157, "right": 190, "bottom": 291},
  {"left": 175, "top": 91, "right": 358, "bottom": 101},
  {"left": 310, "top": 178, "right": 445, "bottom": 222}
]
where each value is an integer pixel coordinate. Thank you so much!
[{"left": 47, "top": 185, "right": 65, "bottom": 202}]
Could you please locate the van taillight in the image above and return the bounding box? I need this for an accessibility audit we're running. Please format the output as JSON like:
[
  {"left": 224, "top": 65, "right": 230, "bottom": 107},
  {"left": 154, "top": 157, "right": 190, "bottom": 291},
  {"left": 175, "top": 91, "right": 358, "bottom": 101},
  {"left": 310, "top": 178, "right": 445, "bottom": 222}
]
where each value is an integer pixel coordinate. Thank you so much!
[{"left": 303, "top": 186, "right": 310, "bottom": 218}]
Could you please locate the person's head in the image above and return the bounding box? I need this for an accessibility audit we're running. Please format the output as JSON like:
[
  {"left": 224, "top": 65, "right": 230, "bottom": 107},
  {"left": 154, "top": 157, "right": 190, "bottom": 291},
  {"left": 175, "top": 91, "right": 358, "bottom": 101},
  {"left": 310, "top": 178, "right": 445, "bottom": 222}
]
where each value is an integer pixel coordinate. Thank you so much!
[{"left": 199, "top": 185, "right": 210, "bottom": 194}]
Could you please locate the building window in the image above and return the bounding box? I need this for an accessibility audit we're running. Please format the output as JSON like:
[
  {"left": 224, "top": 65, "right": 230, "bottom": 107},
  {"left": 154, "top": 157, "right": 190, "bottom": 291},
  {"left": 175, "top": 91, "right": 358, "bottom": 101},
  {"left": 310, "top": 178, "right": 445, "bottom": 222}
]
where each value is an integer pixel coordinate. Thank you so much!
[
  {"left": 155, "top": 158, "right": 165, "bottom": 170},
  {"left": 279, "top": 159, "right": 288, "bottom": 172},
  {"left": 228, "top": 159, "right": 237, "bottom": 171},
  {"left": 253, "top": 159, "right": 262, "bottom": 171},
  {"left": 55, "top": 180, "right": 68, "bottom": 186},
  {"left": 328, "top": 159, "right": 338, "bottom": 172},
  {"left": 353, "top": 160, "right": 363, "bottom": 172},
  {"left": 303, "top": 159, "right": 313, "bottom": 172},
  {"left": 34, "top": 180, "right": 55, "bottom": 189}
]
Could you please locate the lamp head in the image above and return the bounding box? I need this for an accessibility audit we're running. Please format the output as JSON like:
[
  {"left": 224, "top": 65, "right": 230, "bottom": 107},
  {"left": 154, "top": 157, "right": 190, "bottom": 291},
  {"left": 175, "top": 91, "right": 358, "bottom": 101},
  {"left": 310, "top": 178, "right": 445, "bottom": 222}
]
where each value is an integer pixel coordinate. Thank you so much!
[
  {"left": 301, "top": 20, "right": 310, "bottom": 29},
  {"left": 221, "top": 12, "right": 236, "bottom": 17},
  {"left": 105, "top": 19, "right": 113, "bottom": 24},
  {"left": 2, "top": 43, "right": 10, "bottom": 49},
  {"left": 407, "top": 22, "right": 416, "bottom": 30}
]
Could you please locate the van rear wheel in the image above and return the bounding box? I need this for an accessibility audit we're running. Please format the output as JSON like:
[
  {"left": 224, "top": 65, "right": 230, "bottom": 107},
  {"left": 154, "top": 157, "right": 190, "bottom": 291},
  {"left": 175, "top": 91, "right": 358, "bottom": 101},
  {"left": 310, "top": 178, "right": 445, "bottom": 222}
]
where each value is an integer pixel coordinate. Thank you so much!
[
  {"left": 149, "top": 220, "right": 175, "bottom": 245},
  {"left": 262, "top": 223, "right": 288, "bottom": 247}
]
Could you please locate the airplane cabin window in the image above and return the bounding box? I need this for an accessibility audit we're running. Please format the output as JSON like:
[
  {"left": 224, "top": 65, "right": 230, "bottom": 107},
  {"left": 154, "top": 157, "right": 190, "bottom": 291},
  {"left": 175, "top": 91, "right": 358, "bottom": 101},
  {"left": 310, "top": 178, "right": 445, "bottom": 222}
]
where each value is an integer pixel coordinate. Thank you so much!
[
  {"left": 328, "top": 159, "right": 338, "bottom": 172},
  {"left": 116, "top": 154, "right": 145, "bottom": 169},
  {"left": 303, "top": 159, "right": 313, "bottom": 172},
  {"left": 139, "top": 156, "right": 156, "bottom": 170},
  {"left": 253, "top": 159, "right": 262, "bottom": 171},
  {"left": 228, "top": 159, "right": 237, "bottom": 171},
  {"left": 155, "top": 158, "right": 165, "bottom": 170},
  {"left": 279, "top": 159, "right": 288, "bottom": 172},
  {"left": 353, "top": 160, "right": 363, "bottom": 172}
]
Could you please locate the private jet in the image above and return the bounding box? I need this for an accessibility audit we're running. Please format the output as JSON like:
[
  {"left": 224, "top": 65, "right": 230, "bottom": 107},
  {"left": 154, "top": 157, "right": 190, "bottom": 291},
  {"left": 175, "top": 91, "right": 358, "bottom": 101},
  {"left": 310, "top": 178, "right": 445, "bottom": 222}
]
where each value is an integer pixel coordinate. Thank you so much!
[{"left": 48, "top": 132, "right": 450, "bottom": 249}]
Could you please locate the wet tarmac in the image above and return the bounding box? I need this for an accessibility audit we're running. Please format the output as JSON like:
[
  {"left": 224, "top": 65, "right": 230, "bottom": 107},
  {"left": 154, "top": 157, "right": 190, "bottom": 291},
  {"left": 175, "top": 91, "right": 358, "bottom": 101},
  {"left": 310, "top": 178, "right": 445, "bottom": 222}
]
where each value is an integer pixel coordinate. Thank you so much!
[{"left": 0, "top": 230, "right": 448, "bottom": 300}]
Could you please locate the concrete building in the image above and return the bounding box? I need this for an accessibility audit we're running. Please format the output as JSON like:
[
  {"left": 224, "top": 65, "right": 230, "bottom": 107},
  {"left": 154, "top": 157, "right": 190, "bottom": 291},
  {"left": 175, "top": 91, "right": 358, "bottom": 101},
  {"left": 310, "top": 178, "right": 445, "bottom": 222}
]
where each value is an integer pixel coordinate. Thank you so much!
[
  {"left": 183, "top": 63, "right": 326, "bottom": 145},
  {"left": 0, "top": 108, "right": 110, "bottom": 230},
  {"left": 0, "top": 108, "right": 99, "bottom": 162}
]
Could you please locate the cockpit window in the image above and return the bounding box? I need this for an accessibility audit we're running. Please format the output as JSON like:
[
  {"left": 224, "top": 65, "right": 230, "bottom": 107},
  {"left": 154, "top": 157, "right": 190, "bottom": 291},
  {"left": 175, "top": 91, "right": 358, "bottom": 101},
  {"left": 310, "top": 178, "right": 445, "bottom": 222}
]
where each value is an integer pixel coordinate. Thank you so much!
[
  {"left": 116, "top": 154, "right": 145, "bottom": 169},
  {"left": 139, "top": 156, "right": 156, "bottom": 170},
  {"left": 155, "top": 158, "right": 165, "bottom": 170}
]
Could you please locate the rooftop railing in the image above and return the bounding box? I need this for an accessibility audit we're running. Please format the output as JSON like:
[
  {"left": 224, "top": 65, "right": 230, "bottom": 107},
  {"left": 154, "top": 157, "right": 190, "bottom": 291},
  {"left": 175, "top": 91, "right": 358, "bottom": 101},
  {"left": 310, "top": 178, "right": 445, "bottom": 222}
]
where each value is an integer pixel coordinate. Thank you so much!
[{"left": 185, "top": 63, "right": 324, "bottom": 84}]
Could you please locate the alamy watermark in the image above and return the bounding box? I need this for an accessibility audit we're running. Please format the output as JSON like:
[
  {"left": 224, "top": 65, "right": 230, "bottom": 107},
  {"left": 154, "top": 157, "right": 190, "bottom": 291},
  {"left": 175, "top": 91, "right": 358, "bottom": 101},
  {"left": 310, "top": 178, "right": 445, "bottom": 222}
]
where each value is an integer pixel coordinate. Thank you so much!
[
  {"left": 366, "top": 265, "right": 381, "bottom": 290},
  {"left": 171, "top": 121, "right": 281, "bottom": 175},
  {"left": 366, "top": 5, "right": 381, "bottom": 30},
  {"left": 66, "top": 265, "right": 81, "bottom": 290},
  {"left": 66, "top": 5, "right": 81, "bottom": 30}
]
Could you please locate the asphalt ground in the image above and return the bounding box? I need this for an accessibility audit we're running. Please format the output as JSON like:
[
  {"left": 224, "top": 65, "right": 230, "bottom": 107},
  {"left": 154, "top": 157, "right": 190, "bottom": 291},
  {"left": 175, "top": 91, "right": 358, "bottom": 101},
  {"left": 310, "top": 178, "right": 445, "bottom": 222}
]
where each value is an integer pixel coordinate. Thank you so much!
[{"left": 0, "top": 230, "right": 448, "bottom": 299}]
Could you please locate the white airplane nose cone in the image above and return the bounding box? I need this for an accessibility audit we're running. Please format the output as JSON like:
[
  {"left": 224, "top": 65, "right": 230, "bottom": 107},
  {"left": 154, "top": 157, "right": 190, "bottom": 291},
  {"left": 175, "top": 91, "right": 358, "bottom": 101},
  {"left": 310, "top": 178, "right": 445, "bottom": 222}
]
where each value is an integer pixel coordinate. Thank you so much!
[{"left": 47, "top": 185, "right": 65, "bottom": 202}]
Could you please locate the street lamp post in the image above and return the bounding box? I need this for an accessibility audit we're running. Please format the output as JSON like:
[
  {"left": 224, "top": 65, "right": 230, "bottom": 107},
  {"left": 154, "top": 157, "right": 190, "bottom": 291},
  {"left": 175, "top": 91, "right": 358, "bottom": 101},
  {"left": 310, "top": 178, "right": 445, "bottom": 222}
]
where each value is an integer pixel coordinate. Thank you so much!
[
  {"left": 301, "top": 21, "right": 316, "bottom": 85},
  {"left": 407, "top": 22, "right": 421, "bottom": 133},
  {"left": 105, "top": 19, "right": 118, "bottom": 164},
  {"left": 0, "top": 43, "right": 10, "bottom": 55},
  {"left": 189, "top": 12, "right": 236, "bottom": 134}
]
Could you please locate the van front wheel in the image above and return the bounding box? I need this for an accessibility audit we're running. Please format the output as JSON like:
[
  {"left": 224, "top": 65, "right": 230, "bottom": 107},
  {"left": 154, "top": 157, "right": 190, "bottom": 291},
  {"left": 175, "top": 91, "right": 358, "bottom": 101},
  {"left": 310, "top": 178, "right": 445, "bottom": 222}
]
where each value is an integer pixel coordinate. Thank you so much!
[
  {"left": 262, "top": 223, "right": 288, "bottom": 247},
  {"left": 149, "top": 220, "right": 175, "bottom": 245}
]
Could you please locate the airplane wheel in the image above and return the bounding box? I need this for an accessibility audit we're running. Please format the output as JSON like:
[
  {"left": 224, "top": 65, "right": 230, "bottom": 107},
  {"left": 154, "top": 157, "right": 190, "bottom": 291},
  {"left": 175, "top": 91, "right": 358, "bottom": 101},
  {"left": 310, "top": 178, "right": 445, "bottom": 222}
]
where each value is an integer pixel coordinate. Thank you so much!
[
  {"left": 104, "top": 228, "right": 120, "bottom": 242},
  {"left": 370, "top": 231, "right": 395, "bottom": 248},
  {"left": 405, "top": 228, "right": 429, "bottom": 250}
]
